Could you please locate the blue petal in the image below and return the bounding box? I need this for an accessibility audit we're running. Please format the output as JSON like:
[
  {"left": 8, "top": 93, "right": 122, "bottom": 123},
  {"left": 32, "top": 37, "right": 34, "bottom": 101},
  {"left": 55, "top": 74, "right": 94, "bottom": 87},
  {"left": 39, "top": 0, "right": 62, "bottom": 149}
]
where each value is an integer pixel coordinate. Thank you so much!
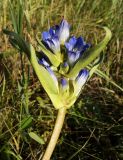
[
  {"left": 42, "top": 31, "right": 50, "bottom": 41},
  {"left": 44, "top": 37, "right": 60, "bottom": 53},
  {"left": 76, "top": 69, "right": 89, "bottom": 87},
  {"left": 80, "top": 43, "right": 90, "bottom": 55},
  {"left": 54, "top": 25, "right": 60, "bottom": 35},
  {"left": 60, "top": 78, "right": 68, "bottom": 92},
  {"left": 57, "top": 19, "right": 70, "bottom": 44},
  {"left": 82, "top": 43, "right": 91, "bottom": 51},
  {"left": 75, "top": 37, "right": 84, "bottom": 51},
  {"left": 39, "top": 58, "right": 50, "bottom": 67},
  {"left": 65, "top": 36, "right": 77, "bottom": 51},
  {"left": 49, "top": 28, "right": 56, "bottom": 37},
  {"left": 74, "top": 69, "right": 88, "bottom": 95},
  {"left": 45, "top": 39, "right": 54, "bottom": 49},
  {"left": 51, "top": 37, "right": 60, "bottom": 52},
  {"left": 39, "top": 58, "right": 58, "bottom": 86},
  {"left": 61, "top": 78, "right": 67, "bottom": 87},
  {"left": 68, "top": 51, "right": 80, "bottom": 65},
  {"left": 46, "top": 67, "right": 58, "bottom": 87},
  {"left": 68, "top": 51, "right": 75, "bottom": 64},
  {"left": 62, "top": 62, "right": 68, "bottom": 68}
]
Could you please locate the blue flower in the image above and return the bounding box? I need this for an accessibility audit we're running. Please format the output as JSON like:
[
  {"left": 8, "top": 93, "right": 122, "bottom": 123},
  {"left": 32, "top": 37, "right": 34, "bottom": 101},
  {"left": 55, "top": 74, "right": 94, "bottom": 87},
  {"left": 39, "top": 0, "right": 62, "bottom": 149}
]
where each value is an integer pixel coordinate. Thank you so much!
[
  {"left": 55, "top": 19, "right": 70, "bottom": 44},
  {"left": 74, "top": 69, "right": 89, "bottom": 95},
  {"left": 40, "top": 20, "right": 90, "bottom": 100},
  {"left": 65, "top": 36, "right": 90, "bottom": 65},
  {"left": 42, "top": 19, "right": 70, "bottom": 52},
  {"left": 42, "top": 28, "right": 60, "bottom": 53}
]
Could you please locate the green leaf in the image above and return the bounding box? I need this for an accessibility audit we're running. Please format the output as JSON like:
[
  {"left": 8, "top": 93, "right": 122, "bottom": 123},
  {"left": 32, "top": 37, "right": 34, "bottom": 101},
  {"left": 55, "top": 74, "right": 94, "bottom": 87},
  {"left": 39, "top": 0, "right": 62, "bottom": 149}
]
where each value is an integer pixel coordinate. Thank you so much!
[
  {"left": 8, "top": 0, "right": 24, "bottom": 35},
  {"left": 5, "top": 150, "right": 22, "bottom": 160},
  {"left": 67, "top": 27, "right": 112, "bottom": 78},
  {"left": 17, "top": 0, "right": 24, "bottom": 35},
  {"left": 19, "top": 115, "right": 33, "bottom": 130},
  {"left": 8, "top": 0, "right": 18, "bottom": 33},
  {"left": 29, "top": 44, "right": 59, "bottom": 94},
  {"left": 88, "top": 53, "right": 104, "bottom": 79},
  {"left": 88, "top": 66, "right": 123, "bottom": 92},
  {"left": 29, "top": 132, "right": 45, "bottom": 144},
  {"left": 3, "top": 30, "right": 30, "bottom": 56}
]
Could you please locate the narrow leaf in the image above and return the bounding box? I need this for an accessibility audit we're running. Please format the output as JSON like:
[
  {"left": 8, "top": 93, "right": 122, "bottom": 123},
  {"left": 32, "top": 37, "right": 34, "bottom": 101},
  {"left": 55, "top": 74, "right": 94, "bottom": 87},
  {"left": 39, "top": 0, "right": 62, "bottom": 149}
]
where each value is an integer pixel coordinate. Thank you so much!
[
  {"left": 19, "top": 116, "right": 33, "bottom": 130},
  {"left": 5, "top": 150, "right": 22, "bottom": 160},
  {"left": 29, "top": 132, "right": 45, "bottom": 144},
  {"left": 88, "top": 53, "right": 104, "bottom": 79},
  {"left": 17, "top": 0, "right": 24, "bottom": 35},
  {"left": 3, "top": 30, "right": 30, "bottom": 56},
  {"left": 87, "top": 66, "right": 123, "bottom": 92},
  {"left": 8, "top": 0, "right": 18, "bottom": 33}
]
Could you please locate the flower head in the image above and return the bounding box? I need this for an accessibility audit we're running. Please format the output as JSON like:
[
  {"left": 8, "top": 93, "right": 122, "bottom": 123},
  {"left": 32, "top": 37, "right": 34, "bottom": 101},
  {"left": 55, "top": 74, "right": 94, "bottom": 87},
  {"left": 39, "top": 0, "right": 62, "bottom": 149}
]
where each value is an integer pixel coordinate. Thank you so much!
[
  {"left": 42, "top": 19, "right": 70, "bottom": 54},
  {"left": 42, "top": 28, "right": 60, "bottom": 53},
  {"left": 4, "top": 17, "right": 111, "bottom": 110},
  {"left": 65, "top": 36, "right": 90, "bottom": 65},
  {"left": 39, "top": 19, "right": 91, "bottom": 109}
]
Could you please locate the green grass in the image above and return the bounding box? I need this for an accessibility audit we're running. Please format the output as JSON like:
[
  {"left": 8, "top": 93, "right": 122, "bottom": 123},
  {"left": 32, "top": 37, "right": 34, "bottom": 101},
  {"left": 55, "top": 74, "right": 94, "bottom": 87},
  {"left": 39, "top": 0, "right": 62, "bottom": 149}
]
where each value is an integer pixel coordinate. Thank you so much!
[{"left": 0, "top": 0, "right": 123, "bottom": 159}]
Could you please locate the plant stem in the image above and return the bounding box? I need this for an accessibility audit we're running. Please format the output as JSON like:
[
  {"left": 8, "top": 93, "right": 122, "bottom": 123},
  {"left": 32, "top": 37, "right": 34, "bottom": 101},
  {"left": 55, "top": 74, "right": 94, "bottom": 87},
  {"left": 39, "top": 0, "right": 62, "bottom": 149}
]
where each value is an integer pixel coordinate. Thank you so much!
[{"left": 42, "top": 107, "right": 66, "bottom": 160}]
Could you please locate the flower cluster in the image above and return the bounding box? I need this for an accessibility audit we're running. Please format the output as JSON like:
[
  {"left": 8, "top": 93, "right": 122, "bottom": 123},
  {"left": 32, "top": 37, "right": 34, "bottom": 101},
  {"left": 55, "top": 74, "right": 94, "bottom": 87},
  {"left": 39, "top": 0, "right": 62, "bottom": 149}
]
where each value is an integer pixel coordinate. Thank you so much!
[
  {"left": 39, "top": 19, "right": 90, "bottom": 108},
  {"left": 3, "top": 17, "right": 111, "bottom": 110}
]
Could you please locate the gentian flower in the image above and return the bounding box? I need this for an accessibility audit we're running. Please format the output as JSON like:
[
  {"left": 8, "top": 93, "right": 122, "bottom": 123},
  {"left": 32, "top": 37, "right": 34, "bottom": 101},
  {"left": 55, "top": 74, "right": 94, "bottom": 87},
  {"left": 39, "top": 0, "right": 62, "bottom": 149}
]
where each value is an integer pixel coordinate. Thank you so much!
[
  {"left": 42, "top": 19, "right": 70, "bottom": 54},
  {"left": 74, "top": 69, "right": 89, "bottom": 96},
  {"left": 40, "top": 20, "right": 90, "bottom": 106},
  {"left": 55, "top": 19, "right": 70, "bottom": 44},
  {"left": 42, "top": 28, "right": 60, "bottom": 54},
  {"left": 65, "top": 36, "right": 90, "bottom": 65}
]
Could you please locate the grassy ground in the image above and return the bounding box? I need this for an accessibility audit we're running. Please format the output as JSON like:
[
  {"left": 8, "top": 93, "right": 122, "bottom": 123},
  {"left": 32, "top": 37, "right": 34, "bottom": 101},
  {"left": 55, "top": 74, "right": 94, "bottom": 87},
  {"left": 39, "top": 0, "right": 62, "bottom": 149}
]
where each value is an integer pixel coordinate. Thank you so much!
[{"left": 0, "top": 0, "right": 123, "bottom": 159}]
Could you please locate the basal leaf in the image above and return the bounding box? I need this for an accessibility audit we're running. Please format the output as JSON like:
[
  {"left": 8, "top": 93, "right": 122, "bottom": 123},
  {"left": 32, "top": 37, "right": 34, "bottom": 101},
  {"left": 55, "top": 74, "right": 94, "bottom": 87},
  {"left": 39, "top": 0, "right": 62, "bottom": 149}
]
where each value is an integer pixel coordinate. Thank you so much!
[{"left": 29, "top": 132, "right": 45, "bottom": 144}]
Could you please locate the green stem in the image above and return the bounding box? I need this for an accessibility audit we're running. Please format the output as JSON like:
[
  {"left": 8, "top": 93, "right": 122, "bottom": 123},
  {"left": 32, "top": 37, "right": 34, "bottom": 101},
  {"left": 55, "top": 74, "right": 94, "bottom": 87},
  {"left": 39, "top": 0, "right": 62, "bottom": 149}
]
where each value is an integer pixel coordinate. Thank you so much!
[{"left": 42, "top": 107, "right": 67, "bottom": 160}]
